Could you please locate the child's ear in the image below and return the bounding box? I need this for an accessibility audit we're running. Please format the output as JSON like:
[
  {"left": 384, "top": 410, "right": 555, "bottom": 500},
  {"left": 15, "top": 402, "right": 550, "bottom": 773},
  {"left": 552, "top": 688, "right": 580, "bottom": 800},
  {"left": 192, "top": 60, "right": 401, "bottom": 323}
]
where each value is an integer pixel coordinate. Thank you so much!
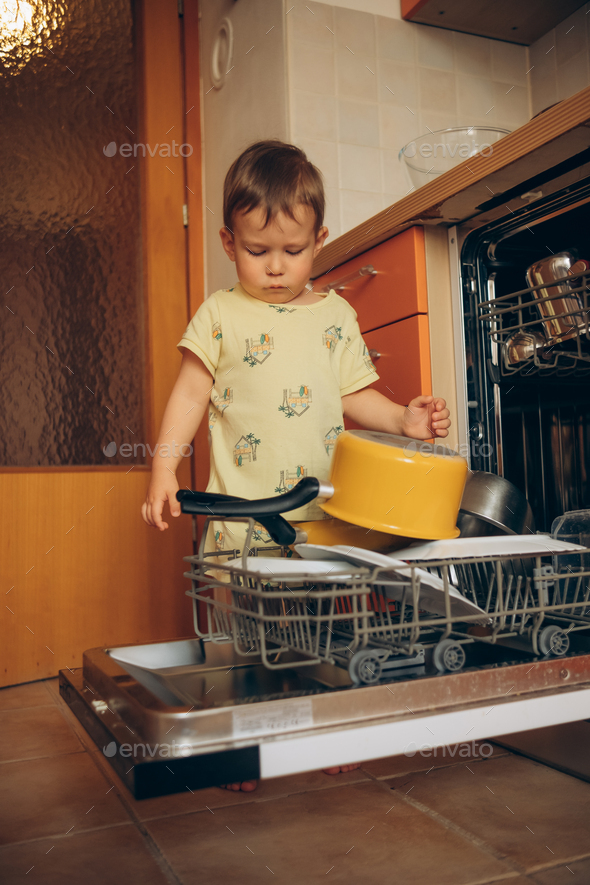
[
  {"left": 313, "top": 225, "right": 329, "bottom": 257},
  {"left": 219, "top": 226, "right": 236, "bottom": 262}
]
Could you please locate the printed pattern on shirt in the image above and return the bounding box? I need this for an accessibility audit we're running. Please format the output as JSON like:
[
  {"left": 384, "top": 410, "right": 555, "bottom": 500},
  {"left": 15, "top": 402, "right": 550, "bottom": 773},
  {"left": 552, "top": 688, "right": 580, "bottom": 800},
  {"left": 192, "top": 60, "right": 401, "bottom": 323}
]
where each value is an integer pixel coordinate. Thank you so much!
[
  {"left": 323, "top": 325, "right": 343, "bottom": 351},
  {"left": 244, "top": 333, "right": 274, "bottom": 367},
  {"left": 212, "top": 322, "right": 222, "bottom": 341},
  {"left": 233, "top": 433, "right": 261, "bottom": 466},
  {"left": 276, "top": 465, "right": 307, "bottom": 494},
  {"left": 279, "top": 386, "right": 312, "bottom": 418},
  {"left": 324, "top": 425, "right": 344, "bottom": 455},
  {"left": 212, "top": 387, "right": 233, "bottom": 414}
]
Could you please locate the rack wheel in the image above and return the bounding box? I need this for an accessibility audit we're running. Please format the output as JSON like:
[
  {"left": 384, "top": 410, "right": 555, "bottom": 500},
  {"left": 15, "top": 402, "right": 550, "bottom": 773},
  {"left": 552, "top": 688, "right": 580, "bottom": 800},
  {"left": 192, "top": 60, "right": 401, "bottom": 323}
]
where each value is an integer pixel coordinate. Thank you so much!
[
  {"left": 349, "top": 650, "right": 383, "bottom": 685},
  {"left": 433, "top": 639, "right": 466, "bottom": 673},
  {"left": 538, "top": 625, "right": 570, "bottom": 657}
]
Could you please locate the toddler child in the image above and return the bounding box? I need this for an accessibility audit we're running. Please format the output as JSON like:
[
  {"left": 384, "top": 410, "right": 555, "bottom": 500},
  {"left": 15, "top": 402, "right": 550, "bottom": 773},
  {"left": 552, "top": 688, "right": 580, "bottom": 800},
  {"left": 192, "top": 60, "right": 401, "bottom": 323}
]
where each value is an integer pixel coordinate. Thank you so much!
[{"left": 142, "top": 140, "right": 451, "bottom": 790}]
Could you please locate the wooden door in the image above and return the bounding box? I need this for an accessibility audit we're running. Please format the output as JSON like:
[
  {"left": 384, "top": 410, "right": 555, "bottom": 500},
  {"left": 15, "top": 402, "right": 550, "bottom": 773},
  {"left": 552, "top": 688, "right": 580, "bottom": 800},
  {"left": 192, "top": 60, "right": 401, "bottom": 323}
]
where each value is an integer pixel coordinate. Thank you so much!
[{"left": 0, "top": 0, "right": 203, "bottom": 686}]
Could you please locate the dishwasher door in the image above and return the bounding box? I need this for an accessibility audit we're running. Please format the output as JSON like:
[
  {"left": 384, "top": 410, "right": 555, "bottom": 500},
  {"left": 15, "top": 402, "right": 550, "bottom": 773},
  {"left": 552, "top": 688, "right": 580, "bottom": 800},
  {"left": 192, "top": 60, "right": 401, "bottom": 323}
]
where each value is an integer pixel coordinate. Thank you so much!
[{"left": 60, "top": 637, "right": 590, "bottom": 799}]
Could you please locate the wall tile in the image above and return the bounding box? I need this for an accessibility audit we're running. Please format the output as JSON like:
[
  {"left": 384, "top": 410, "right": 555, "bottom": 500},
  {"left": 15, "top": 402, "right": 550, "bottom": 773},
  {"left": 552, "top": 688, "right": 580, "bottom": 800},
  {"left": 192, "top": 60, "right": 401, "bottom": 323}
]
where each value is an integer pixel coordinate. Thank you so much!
[
  {"left": 491, "top": 40, "right": 528, "bottom": 86},
  {"left": 296, "top": 138, "right": 339, "bottom": 188},
  {"left": 556, "top": 51, "right": 590, "bottom": 102},
  {"left": 338, "top": 98, "right": 380, "bottom": 146},
  {"left": 380, "top": 103, "right": 422, "bottom": 153},
  {"left": 334, "top": 6, "right": 376, "bottom": 55},
  {"left": 377, "top": 59, "right": 418, "bottom": 108},
  {"left": 529, "top": 28, "right": 557, "bottom": 81},
  {"left": 375, "top": 15, "right": 415, "bottom": 63},
  {"left": 382, "top": 147, "right": 412, "bottom": 194},
  {"left": 290, "top": 42, "right": 335, "bottom": 94},
  {"left": 555, "top": 5, "right": 589, "bottom": 68},
  {"left": 292, "top": 91, "right": 337, "bottom": 141},
  {"left": 336, "top": 49, "right": 378, "bottom": 101},
  {"left": 416, "top": 25, "right": 454, "bottom": 70},
  {"left": 419, "top": 67, "right": 457, "bottom": 115},
  {"left": 287, "top": 2, "right": 334, "bottom": 48},
  {"left": 420, "top": 110, "right": 459, "bottom": 134},
  {"left": 324, "top": 186, "right": 342, "bottom": 241},
  {"left": 338, "top": 143, "right": 382, "bottom": 191},
  {"left": 454, "top": 31, "right": 492, "bottom": 79},
  {"left": 340, "top": 188, "right": 383, "bottom": 233},
  {"left": 530, "top": 71, "right": 559, "bottom": 117},
  {"left": 492, "top": 81, "right": 529, "bottom": 127},
  {"left": 457, "top": 74, "right": 494, "bottom": 119}
]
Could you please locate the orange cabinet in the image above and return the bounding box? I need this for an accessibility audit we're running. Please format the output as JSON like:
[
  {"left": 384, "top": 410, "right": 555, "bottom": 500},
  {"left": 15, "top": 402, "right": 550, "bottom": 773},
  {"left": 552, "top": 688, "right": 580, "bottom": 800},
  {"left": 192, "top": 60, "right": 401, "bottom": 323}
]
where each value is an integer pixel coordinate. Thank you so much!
[{"left": 313, "top": 227, "right": 427, "bottom": 334}]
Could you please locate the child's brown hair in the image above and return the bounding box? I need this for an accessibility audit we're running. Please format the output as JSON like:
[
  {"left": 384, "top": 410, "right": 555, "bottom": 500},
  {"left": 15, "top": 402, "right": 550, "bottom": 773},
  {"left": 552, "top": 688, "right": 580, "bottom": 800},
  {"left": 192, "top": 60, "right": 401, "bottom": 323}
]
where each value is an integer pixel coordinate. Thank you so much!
[{"left": 223, "top": 140, "right": 325, "bottom": 234}]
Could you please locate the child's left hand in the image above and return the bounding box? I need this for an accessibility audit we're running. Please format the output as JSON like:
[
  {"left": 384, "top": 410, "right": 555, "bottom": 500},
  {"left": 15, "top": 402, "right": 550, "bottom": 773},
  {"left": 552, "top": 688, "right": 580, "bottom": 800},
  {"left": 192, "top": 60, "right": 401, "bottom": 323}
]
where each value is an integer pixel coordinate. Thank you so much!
[{"left": 401, "top": 395, "right": 450, "bottom": 439}]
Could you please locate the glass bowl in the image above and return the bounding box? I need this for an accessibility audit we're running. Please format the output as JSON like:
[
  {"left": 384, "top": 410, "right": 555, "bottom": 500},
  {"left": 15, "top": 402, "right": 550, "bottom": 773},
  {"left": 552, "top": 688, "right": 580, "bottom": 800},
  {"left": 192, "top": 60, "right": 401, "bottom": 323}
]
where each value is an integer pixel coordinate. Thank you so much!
[{"left": 399, "top": 127, "right": 511, "bottom": 190}]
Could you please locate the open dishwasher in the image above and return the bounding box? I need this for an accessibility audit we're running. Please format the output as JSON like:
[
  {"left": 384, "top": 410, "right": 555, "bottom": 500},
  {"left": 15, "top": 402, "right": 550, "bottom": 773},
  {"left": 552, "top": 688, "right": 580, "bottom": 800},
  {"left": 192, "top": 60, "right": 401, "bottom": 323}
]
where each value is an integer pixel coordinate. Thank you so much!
[{"left": 60, "top": 506, "right": 590, "bottom": 799}]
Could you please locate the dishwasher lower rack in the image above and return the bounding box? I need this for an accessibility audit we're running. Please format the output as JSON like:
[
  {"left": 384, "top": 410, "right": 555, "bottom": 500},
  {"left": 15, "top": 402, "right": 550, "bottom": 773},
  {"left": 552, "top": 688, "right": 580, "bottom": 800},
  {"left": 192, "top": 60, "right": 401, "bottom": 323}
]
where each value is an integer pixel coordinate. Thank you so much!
[{"left": 184, "top": 520, "right": 590, "bottom": 683}]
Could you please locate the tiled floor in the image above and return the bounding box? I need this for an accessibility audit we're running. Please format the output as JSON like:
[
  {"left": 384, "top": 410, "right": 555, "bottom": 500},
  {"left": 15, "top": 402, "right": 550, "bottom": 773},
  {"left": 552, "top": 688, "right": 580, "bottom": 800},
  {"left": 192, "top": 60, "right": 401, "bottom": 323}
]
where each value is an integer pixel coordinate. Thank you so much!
[{"left": 1, "top": 679, "right": 589, "bottom": 884}]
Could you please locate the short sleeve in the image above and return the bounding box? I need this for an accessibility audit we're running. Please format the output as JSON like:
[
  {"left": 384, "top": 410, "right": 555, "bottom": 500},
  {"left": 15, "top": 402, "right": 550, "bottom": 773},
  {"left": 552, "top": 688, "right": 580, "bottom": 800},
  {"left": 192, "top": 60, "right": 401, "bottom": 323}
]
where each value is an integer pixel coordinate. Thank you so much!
[
  {"left": 178, "top": 295, "right": 222, "bottom": 378},
  {"left": 338, "top": 311, "right": 380, "bottom": 396}
]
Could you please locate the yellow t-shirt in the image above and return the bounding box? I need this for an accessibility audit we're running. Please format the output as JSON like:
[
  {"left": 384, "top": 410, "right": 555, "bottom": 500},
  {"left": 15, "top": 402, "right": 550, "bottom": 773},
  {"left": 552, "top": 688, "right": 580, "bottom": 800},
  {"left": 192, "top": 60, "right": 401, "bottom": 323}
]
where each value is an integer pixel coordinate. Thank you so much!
[{"left": 178, "top": 283, "right": 379, "bottom": 531}]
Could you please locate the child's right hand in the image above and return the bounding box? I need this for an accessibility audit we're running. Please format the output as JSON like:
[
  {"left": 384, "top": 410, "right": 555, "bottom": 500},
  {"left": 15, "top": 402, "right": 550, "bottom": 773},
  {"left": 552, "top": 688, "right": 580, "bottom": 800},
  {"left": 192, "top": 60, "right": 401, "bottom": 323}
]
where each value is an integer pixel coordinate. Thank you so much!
[{"left": 141, "top": 474, "right": 181, "bottom": 531}]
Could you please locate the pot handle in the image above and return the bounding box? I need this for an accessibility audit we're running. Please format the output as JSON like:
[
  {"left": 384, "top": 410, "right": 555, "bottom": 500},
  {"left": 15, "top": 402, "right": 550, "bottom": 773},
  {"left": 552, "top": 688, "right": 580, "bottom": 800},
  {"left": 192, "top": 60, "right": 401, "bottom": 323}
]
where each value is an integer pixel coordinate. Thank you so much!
[{"left": 176, "top": 477, "right": 333, "bottom": 547}]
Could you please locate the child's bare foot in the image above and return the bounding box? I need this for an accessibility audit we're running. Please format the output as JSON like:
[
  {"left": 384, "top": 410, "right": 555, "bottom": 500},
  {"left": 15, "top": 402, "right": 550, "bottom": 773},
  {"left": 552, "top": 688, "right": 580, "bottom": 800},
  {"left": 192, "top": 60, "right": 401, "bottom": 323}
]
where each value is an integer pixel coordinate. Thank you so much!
[
  {"left": 322, "top": 764, "right": 361, "bottom": 775},
  {"left": 219, "top": 780, "right": 258, "bottom": 792}
]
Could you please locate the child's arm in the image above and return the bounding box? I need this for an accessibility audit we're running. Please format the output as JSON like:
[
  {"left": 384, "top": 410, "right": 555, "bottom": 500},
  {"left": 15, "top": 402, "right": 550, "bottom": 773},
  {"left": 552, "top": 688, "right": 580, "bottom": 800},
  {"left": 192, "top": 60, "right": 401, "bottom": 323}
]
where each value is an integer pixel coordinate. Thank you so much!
[
  {"left": 342, "top": 388, "right": 450, "bottom": 439},
  {"left": 142, "top": 350, "right": 213, "bottom": 531}
]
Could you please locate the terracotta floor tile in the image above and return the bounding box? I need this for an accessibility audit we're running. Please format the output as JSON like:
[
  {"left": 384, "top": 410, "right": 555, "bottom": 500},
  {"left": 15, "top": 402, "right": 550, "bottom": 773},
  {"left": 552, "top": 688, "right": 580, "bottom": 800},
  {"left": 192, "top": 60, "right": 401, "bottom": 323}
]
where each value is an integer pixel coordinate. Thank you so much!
[
  {"left": 89, "top": 741, "right": 371, "bottom": 820},
  {"left": 361, "top": 741, "right": 509, "bottom": 779},
  {"left": 0, "top": 826, "right": 171, "bottom": 885},
  {"left": 0, "top": 680, "right": 54, "bottom": 712},
  {"left": 531, "top": 856, "right": 590, "bottom": 883},
  {"left": 146, "top": 781, "right": 514, "bottom": 885},
  {"left": 388, "top": 754, "right": 590, "bottom": 871},
  {"left": 0, "top": 753, "right": 131, "bottom": 846},
  {"left": 0, "top": 706, "right": 83, "bottom": 763}
]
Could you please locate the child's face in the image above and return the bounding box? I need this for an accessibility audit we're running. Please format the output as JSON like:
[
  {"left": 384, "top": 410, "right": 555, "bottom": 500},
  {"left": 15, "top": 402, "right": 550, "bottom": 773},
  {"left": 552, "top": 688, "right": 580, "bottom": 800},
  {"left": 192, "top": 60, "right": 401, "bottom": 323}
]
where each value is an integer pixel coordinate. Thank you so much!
[{"left": 219, "top": 205, "right": 328, "bottom": 304}]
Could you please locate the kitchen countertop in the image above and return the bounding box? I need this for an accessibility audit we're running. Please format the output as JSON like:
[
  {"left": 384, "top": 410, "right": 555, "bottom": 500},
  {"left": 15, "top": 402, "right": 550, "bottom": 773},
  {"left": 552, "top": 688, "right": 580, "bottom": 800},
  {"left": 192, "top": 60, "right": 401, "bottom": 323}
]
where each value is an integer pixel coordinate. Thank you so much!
[{"left": 312, "top": 85, "right": 590, "bottom": 277}]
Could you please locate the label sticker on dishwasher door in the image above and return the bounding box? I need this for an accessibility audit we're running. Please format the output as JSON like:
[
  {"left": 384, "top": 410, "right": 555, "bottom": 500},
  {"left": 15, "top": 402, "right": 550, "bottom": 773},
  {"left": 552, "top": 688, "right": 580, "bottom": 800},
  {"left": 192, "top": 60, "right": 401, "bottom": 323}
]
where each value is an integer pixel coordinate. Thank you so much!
[{"left": 232, "top": 698, "right": 314, "bottom": 738}]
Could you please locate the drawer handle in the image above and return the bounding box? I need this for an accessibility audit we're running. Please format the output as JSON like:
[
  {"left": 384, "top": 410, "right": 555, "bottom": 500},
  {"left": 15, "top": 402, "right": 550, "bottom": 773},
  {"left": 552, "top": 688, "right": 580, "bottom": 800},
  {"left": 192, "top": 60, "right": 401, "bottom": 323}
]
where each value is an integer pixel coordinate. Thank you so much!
[
  {"left": 368, "top": 349, "right": 381, "bottom": 361},
  {"left": 323, "top": 264, "right": 377, "bottom": 292}
]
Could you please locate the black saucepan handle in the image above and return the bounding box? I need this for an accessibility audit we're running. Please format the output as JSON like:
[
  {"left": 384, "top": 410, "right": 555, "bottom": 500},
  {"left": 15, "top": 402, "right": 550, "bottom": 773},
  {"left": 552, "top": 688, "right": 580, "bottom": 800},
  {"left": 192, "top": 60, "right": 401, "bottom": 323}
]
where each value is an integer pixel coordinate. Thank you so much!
[{"left": 176, "top": 477, "right": 325, "bottom": 546}]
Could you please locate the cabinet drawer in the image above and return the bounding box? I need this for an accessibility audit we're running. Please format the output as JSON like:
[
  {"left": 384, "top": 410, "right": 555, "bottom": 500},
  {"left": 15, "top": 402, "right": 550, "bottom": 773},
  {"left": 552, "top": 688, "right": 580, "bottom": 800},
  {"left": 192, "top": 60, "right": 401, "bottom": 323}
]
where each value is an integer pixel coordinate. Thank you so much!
[
  {"left": 345, "top": 315, "right": 432, "bottom": 431},
  {"left": 313, "top": 227, "right": 427, "bottom": 334}
]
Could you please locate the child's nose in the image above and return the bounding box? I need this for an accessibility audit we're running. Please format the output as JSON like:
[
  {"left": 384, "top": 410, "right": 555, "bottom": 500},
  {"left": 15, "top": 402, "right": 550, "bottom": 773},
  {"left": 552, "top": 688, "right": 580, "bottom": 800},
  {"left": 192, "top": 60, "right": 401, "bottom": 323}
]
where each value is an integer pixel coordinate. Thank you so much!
[{"left": 266, "top": 257, "right": 284, "bottom": 275}]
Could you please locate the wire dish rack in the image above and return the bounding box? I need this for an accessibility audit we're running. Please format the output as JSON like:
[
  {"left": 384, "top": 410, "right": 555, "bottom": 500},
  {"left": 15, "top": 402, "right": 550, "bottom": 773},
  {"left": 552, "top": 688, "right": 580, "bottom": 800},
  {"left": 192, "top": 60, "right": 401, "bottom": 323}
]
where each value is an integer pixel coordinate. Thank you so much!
[
  {"left": 478, "top": 271, "right": 590, "bottom": 376},
  {"left": 183, "top": 518, "right": 590, "bottom": 684}
]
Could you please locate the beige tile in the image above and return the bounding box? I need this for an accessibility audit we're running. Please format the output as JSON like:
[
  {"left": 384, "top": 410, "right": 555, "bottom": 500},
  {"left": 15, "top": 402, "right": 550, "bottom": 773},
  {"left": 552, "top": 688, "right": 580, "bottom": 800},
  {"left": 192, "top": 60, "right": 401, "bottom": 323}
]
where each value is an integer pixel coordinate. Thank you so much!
[
  {"left": 0, "top": 827, "right": 170, "bottom": 885},
  {"left": 382, "top": 149, "right": 412, "bottom": 195},
  {"left": 336, "top": 49, "right": 378, "bottom": 102},
  {"left": 389, "top": 754, "right": 590, "bottom": 870},
  {"left": 296, "top": 137, "right": 339, "bottom": 188},
  {"left": 529, "top": 29, "right": 557, "bottom": 81},
  {"left": 146, "top": 781, "right": 514, "bottom": 885},
  {"left": 556, "top": 52, "right": 590, "bottom": 103},
  {"left": 375, "top": 15, "right": 415, "bottom": 63},
  {"left": 287, "top": 1, "right": 334, "bottom": 49},
  {"left": 457, "top": 74, "right": 494, "bottom": 119},
  {"left": 292, "top": 91, "right": 336, "bottom": 141},
  {"left": 334, "top": 6, "right": 375, "bottom": 56},
  {"left": 492, "top": 81, "right": 530, "bottom": 127},
  {"left": 555, "top": 5, "right": 589, "bottom": 68},
  {"left": 377, "top": 58, "right": 417, "bottom": 108},
  {"left": 380, "top": 104, "right": 422, "bottom": 153},
  {"left": 454, "top": 31, "right": 492, "bottom": 79},
  {"left": 530, "top": 72, "right": 558, "bottom": 118},
  {"left": 338, "top": 144, "right": 381, "bottom": 192},
  {"left": 0, "top": 753, "right": 130, "bottom": 845},
  {"left": 289, "top": 41, "right": 335, "bottom": 95},
  {"left": 419, "top": 110, "right": 459, "bottom": 135},
  {"left": 0, "top": 706, "right": 83, "bottom": 763},
  {"left": 491, "top": 40, "right": 528, "bottom": 86},
  {"left": 338, "top": 99, "right": 379, "bottom": 147},
  {"left": 340, "top": 190, "right": 383, "bottom": 235},
  {"left": 324, "top": 187, "right": 341, "bottom": 242},
  {"left": 416, "top": 24, "right": 454, "bottom": 70},
  {"left": 533, "top": 856, "right": 590, "bottom": 883},
  {"left": 361, "top": 741, "right": 510, "bottom": 779},
  {"left": 419, "top": 67, "right": 457, "bottom": 115},
  {"left": 0, "top": 679, "right": 54, "bottom": 712}
]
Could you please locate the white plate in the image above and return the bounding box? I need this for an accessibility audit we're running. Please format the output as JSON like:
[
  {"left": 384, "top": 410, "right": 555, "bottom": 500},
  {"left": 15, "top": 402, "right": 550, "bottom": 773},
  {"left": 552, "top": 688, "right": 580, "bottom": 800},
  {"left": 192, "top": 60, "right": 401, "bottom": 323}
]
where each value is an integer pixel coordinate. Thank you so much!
[
  {"left": 294, "top": 544, "right": 488, "bottom": 622},
  {"left": 225, "top": 556, "right": 362, "bottom": 579},
  {"left": 390, "top": 535, "right": 586, "bottom": 562}
]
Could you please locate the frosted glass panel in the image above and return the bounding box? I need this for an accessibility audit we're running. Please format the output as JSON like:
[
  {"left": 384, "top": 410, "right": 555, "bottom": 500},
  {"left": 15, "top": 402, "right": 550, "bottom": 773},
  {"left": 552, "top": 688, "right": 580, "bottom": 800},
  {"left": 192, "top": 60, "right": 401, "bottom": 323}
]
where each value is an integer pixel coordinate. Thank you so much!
[{"left": 0, "top": 0, "right": 144, "bottom": 466}]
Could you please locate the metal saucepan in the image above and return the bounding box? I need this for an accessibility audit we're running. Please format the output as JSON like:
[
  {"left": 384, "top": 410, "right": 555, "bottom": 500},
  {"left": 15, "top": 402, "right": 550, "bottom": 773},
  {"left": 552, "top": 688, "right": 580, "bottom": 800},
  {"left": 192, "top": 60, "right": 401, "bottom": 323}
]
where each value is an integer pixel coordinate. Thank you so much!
[
  {"left": 178, "top": 430, "right": 468, "bottom": 547},
  {"left": 503, "top": 329, "right": 547, "bottom": 368},
  {"left": 525, "top": 252, "right": 589, "bottom": 345},
  {"left": 457, "top": 471, "right": 535, "bottom": 537}
]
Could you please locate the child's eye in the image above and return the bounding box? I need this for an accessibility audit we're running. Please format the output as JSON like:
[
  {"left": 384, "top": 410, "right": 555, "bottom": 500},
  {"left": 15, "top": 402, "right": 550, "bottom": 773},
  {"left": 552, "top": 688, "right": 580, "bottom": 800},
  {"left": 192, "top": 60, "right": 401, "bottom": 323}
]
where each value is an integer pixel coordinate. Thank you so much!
[
  {"left": 287, "top": 250, "right": 303, "bottom": 256},
  {"left": 247, "top": 249, "right": 265, "bottom": 256}
]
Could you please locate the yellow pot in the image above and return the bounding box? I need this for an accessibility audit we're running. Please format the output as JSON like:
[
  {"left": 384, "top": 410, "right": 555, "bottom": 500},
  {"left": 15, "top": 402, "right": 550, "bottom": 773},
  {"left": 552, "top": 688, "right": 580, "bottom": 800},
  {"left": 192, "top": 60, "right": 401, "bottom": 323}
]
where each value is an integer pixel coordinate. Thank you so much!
[
  {"left": 321, "top": 430, "right": 468, "bottom": 540},
  {"left": 292, "top": 517, "right": 413, "bottom": 551}
]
